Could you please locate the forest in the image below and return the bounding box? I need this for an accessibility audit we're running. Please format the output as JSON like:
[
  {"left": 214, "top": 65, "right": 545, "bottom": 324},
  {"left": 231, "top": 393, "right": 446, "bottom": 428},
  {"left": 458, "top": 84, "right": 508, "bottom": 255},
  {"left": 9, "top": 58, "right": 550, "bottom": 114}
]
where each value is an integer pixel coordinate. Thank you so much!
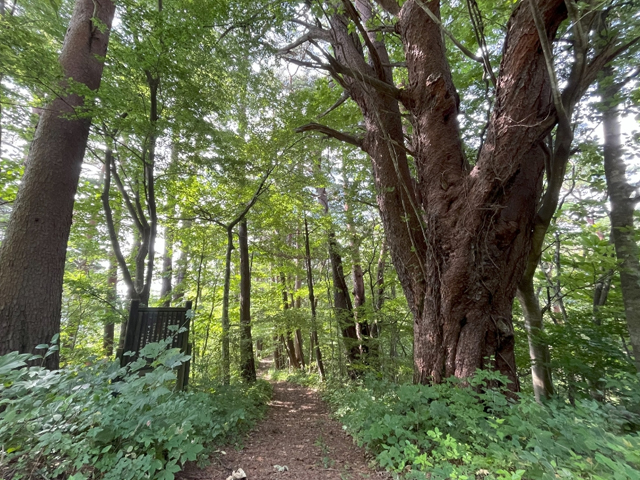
[{"left": 0, "top": 0, "right": 639, "bottom": 479}]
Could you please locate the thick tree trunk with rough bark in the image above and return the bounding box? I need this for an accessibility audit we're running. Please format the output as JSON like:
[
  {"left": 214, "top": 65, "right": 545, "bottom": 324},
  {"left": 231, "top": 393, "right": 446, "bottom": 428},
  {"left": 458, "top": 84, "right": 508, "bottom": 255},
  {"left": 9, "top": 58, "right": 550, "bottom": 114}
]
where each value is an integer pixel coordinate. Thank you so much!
[
  {"left": 601, "top": 74, "right": 640, "bottom": 373},
  {"left": 239, "top": 219, "right": 257, "bottom": 382},
  {"left": 0, "top": 0, "right": 115, "bottom": 367},
  {"left": 284, "top": 0, "right": 601, "bottom": 389}
]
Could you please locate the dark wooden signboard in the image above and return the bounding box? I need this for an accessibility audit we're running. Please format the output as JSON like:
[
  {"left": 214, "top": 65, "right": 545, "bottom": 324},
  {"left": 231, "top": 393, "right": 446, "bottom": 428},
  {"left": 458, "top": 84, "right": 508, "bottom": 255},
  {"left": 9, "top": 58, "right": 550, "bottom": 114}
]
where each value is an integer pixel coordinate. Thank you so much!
[{"left": 118, "top": 300, "right": 193, "bottom": 390}]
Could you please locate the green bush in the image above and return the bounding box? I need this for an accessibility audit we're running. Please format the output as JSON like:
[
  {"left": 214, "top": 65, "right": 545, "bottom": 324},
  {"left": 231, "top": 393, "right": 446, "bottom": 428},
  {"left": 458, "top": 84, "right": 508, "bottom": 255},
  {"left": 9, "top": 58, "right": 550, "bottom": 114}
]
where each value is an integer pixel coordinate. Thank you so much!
[
  {"left": 0, "top": 340, "right": 271, "bottom": 480},
  {"left": 323, "top": 371, "right": 640, "bottom": 480}
]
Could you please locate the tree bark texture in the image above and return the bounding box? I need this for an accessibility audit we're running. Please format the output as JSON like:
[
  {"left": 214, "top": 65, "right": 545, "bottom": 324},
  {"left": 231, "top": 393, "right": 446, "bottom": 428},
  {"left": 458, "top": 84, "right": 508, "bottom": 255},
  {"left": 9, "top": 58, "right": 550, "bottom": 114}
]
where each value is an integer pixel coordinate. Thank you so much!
[
  {"left": 288, "top": 0, "right": 577, "bottom": 389},
  {"left": 0, "top": 0, "right": 115, "bottom": 367},
  {"left": 601, "top": 73, "right": 640, "bottom": 373},
  {"left": 239, "top": 219, "right": 257, "bottom": 382}
]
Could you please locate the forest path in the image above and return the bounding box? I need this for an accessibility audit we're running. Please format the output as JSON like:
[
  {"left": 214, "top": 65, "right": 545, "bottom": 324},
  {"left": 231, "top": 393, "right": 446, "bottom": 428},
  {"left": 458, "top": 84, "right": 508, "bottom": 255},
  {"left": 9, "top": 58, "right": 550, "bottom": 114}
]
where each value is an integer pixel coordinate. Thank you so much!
[{"left": 179, "top": 359, "right": 390, "bottom": 480}]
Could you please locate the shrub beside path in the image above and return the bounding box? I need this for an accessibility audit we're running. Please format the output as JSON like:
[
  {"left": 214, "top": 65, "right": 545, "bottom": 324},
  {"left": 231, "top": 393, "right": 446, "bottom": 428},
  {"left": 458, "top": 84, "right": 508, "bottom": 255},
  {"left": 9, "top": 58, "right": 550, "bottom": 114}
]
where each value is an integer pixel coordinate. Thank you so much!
[{"left": 179, "top": 361, "right": 390, "bottom": 480}]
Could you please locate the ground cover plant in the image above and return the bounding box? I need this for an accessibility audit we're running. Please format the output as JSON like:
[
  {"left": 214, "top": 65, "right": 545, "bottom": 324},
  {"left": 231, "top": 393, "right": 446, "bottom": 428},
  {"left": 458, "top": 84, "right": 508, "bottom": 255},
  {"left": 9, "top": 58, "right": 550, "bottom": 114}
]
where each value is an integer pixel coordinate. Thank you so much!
[
  {"left": 275, "top": 369, "right": 640, "bottom": 480},
  {"left": 0, "top": 340, "right": 271, "bottom": 480}
]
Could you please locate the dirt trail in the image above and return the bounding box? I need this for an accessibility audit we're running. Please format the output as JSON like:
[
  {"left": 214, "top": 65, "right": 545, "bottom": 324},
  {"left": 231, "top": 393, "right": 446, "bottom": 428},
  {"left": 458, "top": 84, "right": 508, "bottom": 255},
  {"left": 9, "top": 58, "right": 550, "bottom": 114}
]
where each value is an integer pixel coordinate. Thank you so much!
[{"left": 179, "top": 362, "right": 390, "bottom": 480}]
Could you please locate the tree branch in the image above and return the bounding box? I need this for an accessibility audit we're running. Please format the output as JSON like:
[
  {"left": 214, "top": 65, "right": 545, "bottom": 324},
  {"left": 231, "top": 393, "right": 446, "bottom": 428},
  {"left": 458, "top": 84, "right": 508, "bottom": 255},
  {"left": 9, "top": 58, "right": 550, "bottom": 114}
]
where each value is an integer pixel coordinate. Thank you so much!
[
  {"left": 296, "top": 122, "right": 364, "bottom": 147},
  {"left": 101, "top": 149, "right": 136, "bottom": 296},
  {"left": 372, "top": 0, "right": 400, "bottom": 15},
  {"left": 529, "top": 0, "right": 569, "bottom": 123},
  {"left": 111, "top": 161, "right": 144, "bottom": 234},
  {"left": 318, "top": 91, "right": 350, "bottom": 118},
  {"left": 341, "top": 0, "right": 386, "bottom": 80},
  {"left": 310, "top": 48, "right": 404, "bottom": 100}
]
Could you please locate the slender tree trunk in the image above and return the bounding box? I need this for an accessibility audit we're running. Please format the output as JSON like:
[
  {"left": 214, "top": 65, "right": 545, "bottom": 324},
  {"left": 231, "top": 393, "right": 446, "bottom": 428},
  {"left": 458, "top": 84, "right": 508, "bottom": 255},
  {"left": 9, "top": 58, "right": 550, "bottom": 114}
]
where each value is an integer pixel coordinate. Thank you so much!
[
  {"left": 293, "top": 273, "right": 306, "bottom": 368},
  {"left": 172, "top": 219, "right": 190, "bottom": 304},
  {"left": 103, "top": 252, "right": 117, "bottom": 357},
  {"left": 160, "top": 225, "right": 173, "bottom": 306},
  {"left": 516, "top": 278, "right": 554, "bottom": 401},
  {"left": 0, "top": 0, "right": 115, "bottom": 366},
  {"left": 221, "top": 226, "right": 233, "bottom": 384},
  {"left": 600, "top": 71, "right": 640, "bottom": 373},
  {"left": 328, "top": 232, "right": 360, "bottom": 363},
  {"left": 374, "top": 239, "right": 387, "bottom": 313},
  {"left": 317, "top": 185, "right": 359, "bottom": 363},
  {"left": 281, "top": 273, "right": 301, "bottom": 369},
  {"left": 344, "top": 183, "right": 369, "bottom": 358},
  {"left": 305, "top": 217, "right": 325, "bottom": 379},
  {"left": 239, "top": 219, "right": 256, "bottom": 382},
  {"left": 274, "top": 334, "right": 283, "bottom": 369}
]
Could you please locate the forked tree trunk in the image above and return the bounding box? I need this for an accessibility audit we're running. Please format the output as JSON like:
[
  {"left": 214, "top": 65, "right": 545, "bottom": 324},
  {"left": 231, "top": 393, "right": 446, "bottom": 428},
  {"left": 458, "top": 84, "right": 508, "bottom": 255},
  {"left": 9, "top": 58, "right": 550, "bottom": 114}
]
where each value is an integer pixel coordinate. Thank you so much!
[
  {"left": 600, "top": 70, "right": 640, "bottom": 373},
  {"left": 239, "top": 219, "right": 257, "bottom": 382},
  {"left": 0, "top": 0, "right": 115, "bottom": 366},
  {"left": 289, "top": 0, "right": 584, "bottom": 389}
]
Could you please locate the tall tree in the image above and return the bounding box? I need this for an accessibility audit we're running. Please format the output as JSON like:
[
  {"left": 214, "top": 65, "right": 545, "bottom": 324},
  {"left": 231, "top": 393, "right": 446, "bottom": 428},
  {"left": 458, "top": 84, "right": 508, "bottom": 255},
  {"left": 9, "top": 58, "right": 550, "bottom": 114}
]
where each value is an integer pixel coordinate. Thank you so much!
[
  {"left": 283, "top": 0, "right": 636, "bottom": 389},
  {"left": 304, "top": 216, "right": 326, "bottom": 379},
  {"left": 239, "top": 218, "right": 257, "bottom": 382},
  {"left": 600, "top": 67, "right": 640, "bottom": 373},
  {"left": 0, "top": 0, "right": 115, "bottom": 367}
]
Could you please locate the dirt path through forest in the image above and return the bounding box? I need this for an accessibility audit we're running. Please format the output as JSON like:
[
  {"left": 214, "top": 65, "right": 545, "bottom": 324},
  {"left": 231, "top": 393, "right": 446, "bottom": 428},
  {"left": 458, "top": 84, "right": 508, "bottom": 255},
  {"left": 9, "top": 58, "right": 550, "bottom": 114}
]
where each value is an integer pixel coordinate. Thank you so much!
[{"left": 179, "top": 361, "right": 390, "bottom": 480}]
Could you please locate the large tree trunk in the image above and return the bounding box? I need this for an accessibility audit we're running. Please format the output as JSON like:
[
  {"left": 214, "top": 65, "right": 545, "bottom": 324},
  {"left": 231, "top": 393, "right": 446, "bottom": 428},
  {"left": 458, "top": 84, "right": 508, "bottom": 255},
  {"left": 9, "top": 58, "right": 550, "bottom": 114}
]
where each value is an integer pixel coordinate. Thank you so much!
[
  {"left": 291, "top": 0, "right": 577, "bottom": 389},
  {"left": 600, "top": 71, "right": 640, "bottom": 373},
  {"left": 0, "top": 0, "right": 115, "bottom": 367},
  {"left": 239, "top": 219, "right": 256, "bottom": 382}
]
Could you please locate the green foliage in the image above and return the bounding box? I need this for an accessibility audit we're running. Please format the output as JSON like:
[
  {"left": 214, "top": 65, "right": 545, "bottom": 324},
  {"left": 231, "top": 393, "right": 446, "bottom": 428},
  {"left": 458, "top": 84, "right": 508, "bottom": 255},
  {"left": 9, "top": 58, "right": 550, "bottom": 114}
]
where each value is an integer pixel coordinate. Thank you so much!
[
  {"left": 323, "top": 372, "right": 640, "bottom": 480},
  {"left": 0, "top": 341, "right": 271, "bottom": 480}
]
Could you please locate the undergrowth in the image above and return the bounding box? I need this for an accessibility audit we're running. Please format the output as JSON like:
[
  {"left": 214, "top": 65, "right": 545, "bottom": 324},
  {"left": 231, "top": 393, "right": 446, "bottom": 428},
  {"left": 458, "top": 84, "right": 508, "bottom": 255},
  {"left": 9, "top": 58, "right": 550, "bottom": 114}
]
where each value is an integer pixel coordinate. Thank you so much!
[
  {"left": 274, "top": 368, "right": 640, "bottom": 480},
  {"left": 0, "top": 340, "right": 271, "bottom": 480}
]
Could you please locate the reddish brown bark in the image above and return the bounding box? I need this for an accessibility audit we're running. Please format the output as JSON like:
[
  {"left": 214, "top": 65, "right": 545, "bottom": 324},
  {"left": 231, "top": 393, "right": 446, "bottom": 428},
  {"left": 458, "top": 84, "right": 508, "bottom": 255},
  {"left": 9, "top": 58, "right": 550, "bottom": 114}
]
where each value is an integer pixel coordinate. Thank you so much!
[
  {"left": 0, "top": 0, "right": 115, "bottom": 367},
  {"left": 286, "top": 0, "right": 576, "bottom": 389}
]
